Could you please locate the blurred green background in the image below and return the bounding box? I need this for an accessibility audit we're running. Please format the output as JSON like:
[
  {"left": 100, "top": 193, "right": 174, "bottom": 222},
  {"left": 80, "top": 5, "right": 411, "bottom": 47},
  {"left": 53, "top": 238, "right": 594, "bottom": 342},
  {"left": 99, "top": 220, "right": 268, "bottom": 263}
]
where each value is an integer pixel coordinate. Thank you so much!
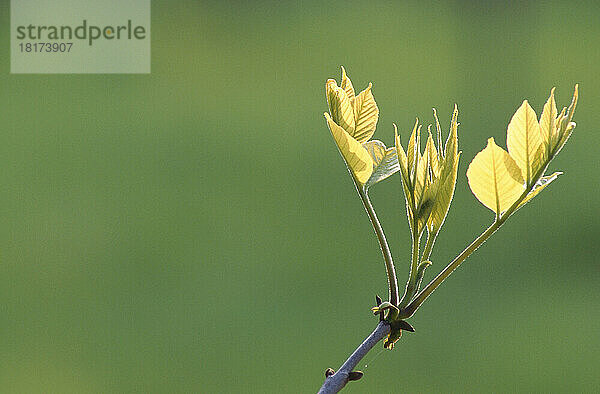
[{"left": 1, "top": 1, "right": 598, "bottom": 392}]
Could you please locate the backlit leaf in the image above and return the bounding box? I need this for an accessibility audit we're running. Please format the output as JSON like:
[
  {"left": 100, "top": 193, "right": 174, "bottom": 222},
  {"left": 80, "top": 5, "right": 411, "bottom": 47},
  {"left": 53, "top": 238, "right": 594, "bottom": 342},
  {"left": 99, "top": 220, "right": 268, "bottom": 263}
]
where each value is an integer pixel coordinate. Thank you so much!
[
  {"left": 444, "top": 105, "right": 459, "bottom": 161},
  {"left": 506, "top": 100, "right": 543, "bottom": 185},
  {"left": 517, "top": 172, "right": 562, "bottom": 209},
  {"left": 414, "top": 147, "right": 429, "bottom": 207},
  {"left": 364, "top": 140, "right": 400, "bottom": 190},
  {"left": 340, "top": 66, "right": 355, "bottom": 100},
  {"left": 427, "top": 105, "right": 460, "bottom": 233},
  {"left": 326, "top": 80, "right": 356, "bottom": 135},
  {"left": 539, "top": 88, "right": 557, "bottom": 153},
  {"left": 406, "top": 119, "right": 419, "bottom": 178},
  {"left": 324, "top": 113, "right": 373, "bottom": 185},
  {"left": 467, "top": 138, "right": 525, "bottom": 214},
  {"left": 554, "top": 85, "right": 579, "bottom": 156},
  {"left": 352, "top": 83, "right": 379, "bottom": 144},
  {"left": 426, "top": 130, "right": 440, "bottom": 178},
  {"left": 394, "top": 125, "right": 414, "bottom": 208},
  {"left": 433, "top": 108, "right": 444, "bottom": 159},
  {"left": 427, "top": 151, "right": 460, "bottom": 233}
]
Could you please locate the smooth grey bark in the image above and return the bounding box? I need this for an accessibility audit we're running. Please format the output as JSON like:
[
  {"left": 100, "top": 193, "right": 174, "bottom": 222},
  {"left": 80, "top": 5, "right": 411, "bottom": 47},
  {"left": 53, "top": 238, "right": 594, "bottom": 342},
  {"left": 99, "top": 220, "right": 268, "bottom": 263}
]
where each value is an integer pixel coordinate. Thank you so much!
[{"left": 317, "top": 322, "right": 390, "bottom": 394}]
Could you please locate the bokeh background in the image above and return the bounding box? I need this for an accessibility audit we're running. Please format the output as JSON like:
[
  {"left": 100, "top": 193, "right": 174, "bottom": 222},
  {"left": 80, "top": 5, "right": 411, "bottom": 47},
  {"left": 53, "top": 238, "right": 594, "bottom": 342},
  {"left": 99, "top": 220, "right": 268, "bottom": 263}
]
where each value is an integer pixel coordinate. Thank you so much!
[{"left": 1, "top": 1, "right": 598, "bottom": 392}]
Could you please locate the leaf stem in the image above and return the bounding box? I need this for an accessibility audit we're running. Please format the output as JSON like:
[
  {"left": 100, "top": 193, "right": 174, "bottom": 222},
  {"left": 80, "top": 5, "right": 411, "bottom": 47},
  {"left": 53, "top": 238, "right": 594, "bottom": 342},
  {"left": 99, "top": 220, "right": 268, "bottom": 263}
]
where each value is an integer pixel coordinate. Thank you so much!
[
  {"left": 355, "top": 181, "right": 399, "bottom": 306},
  {"left": 421, "top": 230, "right": 437, "bottom": 262},
  {"left": 399, "top": 217, "right": 420, "bottom": 308}
]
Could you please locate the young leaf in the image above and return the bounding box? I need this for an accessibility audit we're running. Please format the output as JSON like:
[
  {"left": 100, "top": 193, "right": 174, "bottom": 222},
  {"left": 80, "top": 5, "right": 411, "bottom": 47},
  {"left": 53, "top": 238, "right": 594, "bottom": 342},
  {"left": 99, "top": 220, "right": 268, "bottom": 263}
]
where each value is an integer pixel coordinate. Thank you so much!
[
  {"left": 406, "top": 119, "right": 420, "bottom": 179},
  {"left": 427, "top": 151, "right": 460, "bottom": 233},
  {"left": 414, "top": 146, "right": 429, "bottom": 207},
  {"left": 324, "top": 113, "right": 373, "bottom": 185},
  {"left": 506, "top": 100, "right": 543, "bottom": 185},
  {"left": 433, "top": 108, "right": 444, "bottom": 159},
  {"left": 539, "top": 88, "right": 557, "bottom": 153},
  {"left": 444, "top": 106, "right": 459, "bottom": 161},
  {"left": 395, "top": 125, "right": 415, "bottom": 213},
  {"left": 326, "top": 79, "right": 356, "bottom": 135},
  {"left": 467, "top": 138, "right": 525, "bottom": 214},
  {"left": 553, "top": 85, "right": 579, "bottom": 156},
  {"left": 394, "top": 125, "right": 409, "bottom": 183},
  {"left": 426, "top": 130, "right": 440, "bottom": 178},
  {"left": 352, "top": 83, "right": 379, "bottom": 144},
  {"left": 517, "top": 172, "right": 562, "bottom": 209},
  {"left": 340, "top": 66, "right": 355, "bottom": 101},
  {"left": 363, "top": 140, "right": 400, "bottom": 190}
]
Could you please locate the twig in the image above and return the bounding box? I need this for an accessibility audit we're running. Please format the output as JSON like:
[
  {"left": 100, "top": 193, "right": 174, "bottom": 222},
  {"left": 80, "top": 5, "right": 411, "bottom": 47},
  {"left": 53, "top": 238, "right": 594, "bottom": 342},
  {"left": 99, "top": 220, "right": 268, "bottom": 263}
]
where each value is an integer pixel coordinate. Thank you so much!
[{"left": 318, "top": 322, "right": 391, "bottom": 394}]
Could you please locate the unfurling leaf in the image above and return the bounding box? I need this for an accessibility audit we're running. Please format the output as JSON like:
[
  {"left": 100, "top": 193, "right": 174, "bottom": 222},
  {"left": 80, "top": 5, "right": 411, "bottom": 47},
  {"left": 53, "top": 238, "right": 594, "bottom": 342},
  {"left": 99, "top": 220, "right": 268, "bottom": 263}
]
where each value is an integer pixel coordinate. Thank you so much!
[
  {"left": 426, "top": 131, "right": 440, "bottom": 178},
  {"left": 395, "top": 108, "right": 460, "bottom": 237},
  {"left": 506, "top": 100, "right": 543, "bottom": 185},
  {"left": 467, "top": 138, "right": 525, "bottom": 214},
  {"left": 326, "top": 79, "right": 355, "bottom": 135},
  {"left": 353, "top": 83, "right": 379, "bottom": 144},
  {"left": 539, "top": 87, "right": 557, "bottom": 155},
  {"left": 552, "top": 84, "right": 578, "bottom": 157},
  {"left": 517, "top": 172, "right": 562, "bottom": 209},
  {"left": 324, "top": 67, "right": 385, "bottom": 186},
  {"left": 324, "top": 112, "right": 373, "bottom": 185},
  {"left": 340, "top": 66, "right": 355, "bottom": 100},
  {"left": 363, "top": 140, "right": 400, "bottom": 190},
  {"left": 427, "top": 151, "right": 460, "bottom": 233},
  {"left": 427, "top": 106, "right": 460, "bottom": 234}
]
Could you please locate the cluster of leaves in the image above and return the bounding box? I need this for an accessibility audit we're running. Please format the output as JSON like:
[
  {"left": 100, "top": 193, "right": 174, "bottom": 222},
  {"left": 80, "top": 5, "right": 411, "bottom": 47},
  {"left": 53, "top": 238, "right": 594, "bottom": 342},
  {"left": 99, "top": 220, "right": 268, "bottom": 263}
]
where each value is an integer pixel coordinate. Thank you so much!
[
  {"left": 323, "top": 66, "right": 578, "bottom": 351},
  {"left": 395, "top": 111, "right": 459, "bottom": 245},
  {"left": 324, "top": 67, "right": 398, "bottom": 191},
  {"left": 467, "top": 87, "right": 578, "bottom": 216}
]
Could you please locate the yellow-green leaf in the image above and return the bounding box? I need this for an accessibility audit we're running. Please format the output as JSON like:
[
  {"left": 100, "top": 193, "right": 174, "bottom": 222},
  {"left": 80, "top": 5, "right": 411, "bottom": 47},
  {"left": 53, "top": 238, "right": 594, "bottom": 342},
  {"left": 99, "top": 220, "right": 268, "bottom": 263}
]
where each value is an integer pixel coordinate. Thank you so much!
[
  {"left": 506, "top": 100, "right": 543, "bottom": 185},
  {"left": 539, "top": 88, "right": 557, "bottom": 152},
  {"left": 363, "top": 140, "right": 399, "bottom": 190},
  {"left": 394, "top": 124, "right": 410, "bottom": 186},
  {"left": 427, "top": 151, "right": 460, "bottom": 233},
  {"left": 414, "top": 146, "right": 429, "bottom": 207},
  {"left": 406, "top": 120, "right": 421, "bottom": 184},
  {"left": 426, "top": 130, "right": 440, "bottom": 178},
  {"left": 324, "top": 113, "right": 373, "bottom": 184},
  {"left": 433, "top": 108, "right": 444, "bottom": 159},
  {"left": 340, "top": 66, "right": 355, "bottom": 101},
  {"left": 326, "top": 79, "right": 356, "bottom": 135},
  {"left": 554, "top": 85, "right": 579, "bottom": 156},
  {"left": 444, "top": 105, "right": 459, "bottom": 161},
  {"left": 517, "top": 172, "right": 562, "bottom": 209},
  {"left": 394, "top": 124, "right": 418, "bottom": 226},
  {"left": 394, "top": 124, "right": 414, "bottom": 206},
  {"left": 467, "top": 138, "right": 525, "bottom": 214},
  {"left": 352, "top": 83, "right": 379, "bottom": 144},
  {"left": 427, "top": 105, "right": 460, "bottom": 234}
]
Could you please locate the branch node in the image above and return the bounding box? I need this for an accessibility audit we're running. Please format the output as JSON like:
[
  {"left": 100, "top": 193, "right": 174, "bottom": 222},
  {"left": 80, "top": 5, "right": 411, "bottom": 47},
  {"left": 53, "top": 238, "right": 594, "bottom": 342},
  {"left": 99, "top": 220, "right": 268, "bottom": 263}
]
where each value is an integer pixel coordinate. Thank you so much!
[
  {"left": 348, "top": 371, "right": 364, "bottom": 381},
  {"left": 324, "top": 368, "right": 335, "bottom": 378}
]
